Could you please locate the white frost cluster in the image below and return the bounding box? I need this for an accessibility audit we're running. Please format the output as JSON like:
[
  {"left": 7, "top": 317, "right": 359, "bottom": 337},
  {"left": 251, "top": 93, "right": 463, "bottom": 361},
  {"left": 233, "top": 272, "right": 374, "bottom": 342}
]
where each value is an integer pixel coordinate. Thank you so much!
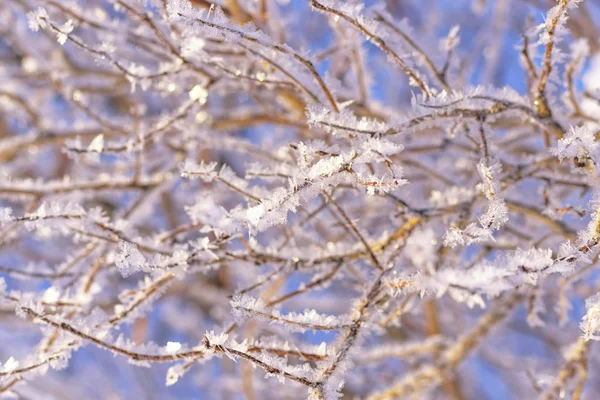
[
  {"left": 231, "top": 295, "right": 350, "bottom": 333},
  {"left": 582, "top": 293, "right": 600, "bottom": 341},
  {"left": 27, "top": 7, "right": 48, "bottom": 32},
  {"left": 115, "top": 241, "right": 149, "bottom": 277},
  {"left": 551, "top": 125, "right": 598, "bottom": 161},
  {"left": 180, "top": 160, "right": 219, "bottom": 181}
]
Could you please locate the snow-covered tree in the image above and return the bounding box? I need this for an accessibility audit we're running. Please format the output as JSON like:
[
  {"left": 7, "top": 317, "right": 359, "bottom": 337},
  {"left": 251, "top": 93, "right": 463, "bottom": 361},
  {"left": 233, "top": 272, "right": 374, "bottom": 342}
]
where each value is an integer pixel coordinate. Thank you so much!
[{"left": 2, "top": 0, "right": 600, "bottom": 398}]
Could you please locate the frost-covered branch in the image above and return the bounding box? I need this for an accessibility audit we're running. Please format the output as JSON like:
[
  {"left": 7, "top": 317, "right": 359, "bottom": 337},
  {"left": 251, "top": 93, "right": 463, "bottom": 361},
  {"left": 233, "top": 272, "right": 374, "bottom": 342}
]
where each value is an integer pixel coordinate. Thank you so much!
[{"left": 3, "top": 0, "right": 600, "bottom": 398}]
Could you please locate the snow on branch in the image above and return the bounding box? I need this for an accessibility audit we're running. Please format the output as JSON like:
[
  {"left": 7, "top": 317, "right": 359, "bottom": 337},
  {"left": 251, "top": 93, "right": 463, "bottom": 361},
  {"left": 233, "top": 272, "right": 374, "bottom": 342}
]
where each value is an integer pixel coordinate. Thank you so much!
[{"left": 3, "top": 0, "right": 600, "bottom": 398}]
